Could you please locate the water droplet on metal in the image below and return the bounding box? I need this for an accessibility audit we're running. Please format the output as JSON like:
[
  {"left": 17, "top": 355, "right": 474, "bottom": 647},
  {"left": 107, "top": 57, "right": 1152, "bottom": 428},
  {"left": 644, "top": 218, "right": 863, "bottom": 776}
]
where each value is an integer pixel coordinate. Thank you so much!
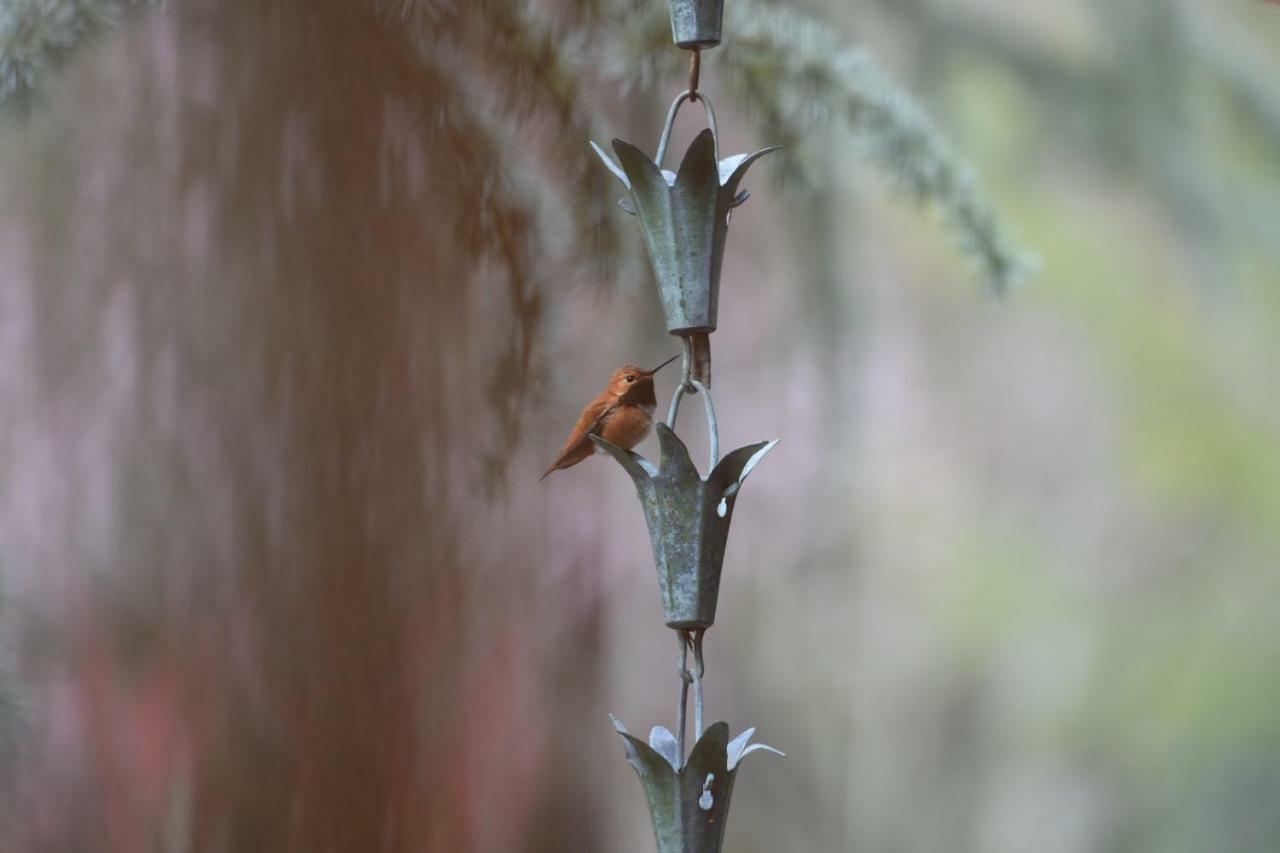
[
  {"left": 699, "top": 773, "right": 715, "bottom": 810},
  {"left": 716, "top": 497, "right": 727, "bottom": 517}
]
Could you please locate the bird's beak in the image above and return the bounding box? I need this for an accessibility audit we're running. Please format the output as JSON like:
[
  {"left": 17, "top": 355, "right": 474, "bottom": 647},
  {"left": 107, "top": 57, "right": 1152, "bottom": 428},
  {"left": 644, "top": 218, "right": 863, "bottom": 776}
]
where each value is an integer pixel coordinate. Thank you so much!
[{"left": 646, "top": 354, "right": 680, "bottom": 375}]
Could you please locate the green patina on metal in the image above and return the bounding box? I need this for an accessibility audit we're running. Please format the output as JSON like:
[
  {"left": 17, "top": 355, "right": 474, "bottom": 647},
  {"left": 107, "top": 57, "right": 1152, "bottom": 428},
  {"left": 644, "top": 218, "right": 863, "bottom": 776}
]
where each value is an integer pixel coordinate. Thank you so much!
[
  {"left": 591, "top": 92, "right": 778, "bottom": 336},
  {"left": 610, "top": 717, "right": 782, "bottom": 853},
  {"left": 591, "top": 423, "right": 776, "bottom": 629},
  {"left": 593, "top": 5, "right": 786, "bottom": 850}
]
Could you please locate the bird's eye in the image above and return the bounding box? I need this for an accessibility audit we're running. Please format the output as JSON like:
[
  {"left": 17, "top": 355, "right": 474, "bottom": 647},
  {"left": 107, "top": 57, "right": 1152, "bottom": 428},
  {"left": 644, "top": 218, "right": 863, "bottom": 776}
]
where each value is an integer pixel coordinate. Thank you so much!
[{"left": 625, "top": 375, "right": 635, "bottom": 383}]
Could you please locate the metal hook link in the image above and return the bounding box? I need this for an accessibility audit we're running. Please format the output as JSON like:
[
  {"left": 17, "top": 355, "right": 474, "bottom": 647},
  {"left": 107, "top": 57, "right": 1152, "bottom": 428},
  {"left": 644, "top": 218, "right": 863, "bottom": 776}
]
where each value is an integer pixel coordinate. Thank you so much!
[
  {"left": 666, "top": 374, "right": 719, "bottom": 474},
  {"left": 675, "top": 629, "right": 694, "bottom": 768},
  {"left": 691, "top": 629, "right": 706, "bottom": 739},
  {"left": 654, "top": 90, "right": 720, "bottom": 168}
]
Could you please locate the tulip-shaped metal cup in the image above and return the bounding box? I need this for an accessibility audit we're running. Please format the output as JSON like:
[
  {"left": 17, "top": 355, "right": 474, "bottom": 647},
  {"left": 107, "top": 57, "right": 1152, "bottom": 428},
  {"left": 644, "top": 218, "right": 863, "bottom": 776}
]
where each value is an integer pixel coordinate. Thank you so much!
[
  {"left": 591, "top": 423, "right": 776, "bottom": 629},
  {"left": 610, "top": 716, "right": 783, "bottom": 853},
  {"left": 592, "top": 92, "right": 778, "bottom": 337}
]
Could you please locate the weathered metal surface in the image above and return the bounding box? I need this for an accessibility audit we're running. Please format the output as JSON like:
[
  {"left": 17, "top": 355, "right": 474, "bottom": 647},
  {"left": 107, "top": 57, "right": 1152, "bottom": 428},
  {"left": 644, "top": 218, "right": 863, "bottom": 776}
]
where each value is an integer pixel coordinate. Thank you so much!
[
  {"left": 591, "top": 424, "right": 776, "bottom": 629},
  {"left": 591, "top": 92, "right": 778, "bottom": 337},
  {"left": 610, "top": 716, "right": 782, "bottom": 853},
  {"left": 665, "top": 378, "right": 718, "bottom": 473},
  {"left": 594, "top": 6, "right": 787, "bottom": 852},
  {"left": 668, "top": 0, "right": 724, "bottom": 49}
]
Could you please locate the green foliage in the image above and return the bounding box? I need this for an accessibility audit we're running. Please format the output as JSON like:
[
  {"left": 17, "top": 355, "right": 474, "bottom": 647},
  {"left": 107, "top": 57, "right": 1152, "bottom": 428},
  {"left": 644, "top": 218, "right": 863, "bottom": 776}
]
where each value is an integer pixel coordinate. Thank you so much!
[
  {"left": 6, "top": 0, "right": 1280, "bottom": 294},
  {"left": 0, "top": 0, "right": 1030, "bottom": 295},
  {"left": 724, "top": 2, "right": 1031, "bottom": 294},
  {"left": 0, "top": 0, "right": 121, "bottom": 107},
  {"left": 871, "top": 0, "right": 1280, "bottom": 273}
]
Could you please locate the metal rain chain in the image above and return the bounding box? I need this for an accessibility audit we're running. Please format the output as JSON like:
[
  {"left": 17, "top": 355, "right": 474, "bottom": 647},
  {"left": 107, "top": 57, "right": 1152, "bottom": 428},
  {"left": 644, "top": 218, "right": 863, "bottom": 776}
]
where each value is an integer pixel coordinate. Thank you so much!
[{"left": 590, "top": 2, "right": 783, "bottom": 851}]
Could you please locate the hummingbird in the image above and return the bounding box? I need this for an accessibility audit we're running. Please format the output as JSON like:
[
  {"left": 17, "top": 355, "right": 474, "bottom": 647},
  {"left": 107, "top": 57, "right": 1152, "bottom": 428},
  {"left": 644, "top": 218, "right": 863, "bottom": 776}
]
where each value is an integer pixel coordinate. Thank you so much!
[{"left": 541, "top": 354, "right": 679, "bottom": 480}]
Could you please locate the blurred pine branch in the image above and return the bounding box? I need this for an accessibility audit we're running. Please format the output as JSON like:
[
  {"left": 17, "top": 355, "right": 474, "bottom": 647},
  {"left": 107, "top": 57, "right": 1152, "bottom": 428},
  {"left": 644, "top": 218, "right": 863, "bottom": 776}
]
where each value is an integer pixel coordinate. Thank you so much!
[
  {"left": 600, "top": 0, "right": 1032, "bottom": 294},
  {"left": 0, "top": 0, "right": 122, "bottom": 106},
  {"left": 1, "top": 0, "right": 1034, "bottom": 295},
  {"left": 6, "top": 0, "right": 1279, "bottom": 293},
  {"left": 875, "top": 0, "right": 1280, "bottom": 273},
  {"left": 724, "top": 1, "right": 1032, "bottom": 294}
]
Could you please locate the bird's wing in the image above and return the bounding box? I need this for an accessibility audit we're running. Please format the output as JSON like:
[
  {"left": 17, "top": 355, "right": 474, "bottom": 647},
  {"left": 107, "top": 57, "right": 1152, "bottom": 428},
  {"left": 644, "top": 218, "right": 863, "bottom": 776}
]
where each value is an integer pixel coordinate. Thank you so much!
[{"left": 542, "top": 399, "right": 615, "bottom": 478}]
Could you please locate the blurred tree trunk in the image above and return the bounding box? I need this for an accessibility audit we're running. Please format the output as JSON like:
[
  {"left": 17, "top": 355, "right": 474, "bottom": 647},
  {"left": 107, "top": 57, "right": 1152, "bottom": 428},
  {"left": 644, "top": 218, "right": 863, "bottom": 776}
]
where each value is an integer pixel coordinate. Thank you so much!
[{"left": 0, "top": 3, "right": 603, "bottom": 851}]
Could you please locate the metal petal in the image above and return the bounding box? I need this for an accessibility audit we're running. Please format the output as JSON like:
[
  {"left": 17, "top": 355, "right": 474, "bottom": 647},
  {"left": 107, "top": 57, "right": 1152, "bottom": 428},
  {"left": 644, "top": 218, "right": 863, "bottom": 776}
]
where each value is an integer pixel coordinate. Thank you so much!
[
  {"left": 613, "top": 717, "right": 689, "bottom": 852},
  {"left": 613, "top": 138, "right": 670, "bottom": 217},
  {"left": 717, "top": 154, "right": 750, "bottom": 185},
  {"left": 590, "top": 140, "right": 630, "bottom": 190},
  {"left": 674, "top": 129, "right": 720, "bottom": 193},
  {"left": 670, "top": 132, "right": 722, "bottom": 316},
  {"left": 676, "top": 721, "right": 736, "bottom": 852},
  {"left": 649, "top": 725, "right": 681, "bottom": 770},
  {"left": 654, "top": 423, "right": 700, "bottom": 482},
  {"left": 707, "top": 439, "right": 778, "bottom": 497},
  {"left": 591, "top": 435, "right": 657, "bottom": 486},
  {"left": 612, "top": 719, "right": 679, "bottom": 784},
  {"left": 721, "top": 145, "right": 781, "bottom": 200},
  {"left": 732, "top": 438, "right": 778, "bottom": 485},
  {"left": 734, "top": 743, "right": 785, "bottom": 768},
  {"left": 725, "top": 727, "right": 785, "bottom": 769},
  {"left": 685, "top": 721, "right": 731, "bottom": 775},
  {"left": 725, "top": 727, "right": 755, "bottom": 769}
]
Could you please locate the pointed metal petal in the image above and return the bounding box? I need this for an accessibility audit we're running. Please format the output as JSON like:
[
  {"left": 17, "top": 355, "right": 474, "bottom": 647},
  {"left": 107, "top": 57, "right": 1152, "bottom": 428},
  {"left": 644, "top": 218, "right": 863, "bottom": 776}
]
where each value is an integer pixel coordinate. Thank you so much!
[
  {"left": 717, "top": 154, "right": 750, "bottom": 185},
  {"left": 686, "top": 721, "right": 731, "bottom": 776},
  {"left": 668, "top": 721, "right": 735, "bottom": 853},
  {"left": 590, "top": 140, "right": 630, "bottom": 189},
  {"left": 654, "top": 423, "right": 701, "bottom": 482},
  {"left": 726, "top": 727, "right": 755, "bottom": 770},
  {"left": 721, "top": 145, "right": 781, "bottom": 199},
  {"left": 733, "top": 438, "right": 779, "bottom": 486},
  {"left": 674, "top": 129, "right": 720, "bottom": 191},
  {"left": 649, "top": 726, "right": 681, "bottom": 770},
  {"left": 707, "top": 439, "right": 778, "bottom": 496},
  {"left": 591, "top": 436, "right": 656, "bottom": 486},
  {"left": 735, "top": 742, "right": 785, "bottom": 767},
  {"left": 670, "top": 132, "right": 721, "bottom": 300},
  {"left": 613, "top": 138, "right": 670, "bottom": 214},
  {"left": 613, "top": 724, "right": 679, "bottom": 783},
  {"left": 613, "top": 717, "right": 686, "bottom": 850}
]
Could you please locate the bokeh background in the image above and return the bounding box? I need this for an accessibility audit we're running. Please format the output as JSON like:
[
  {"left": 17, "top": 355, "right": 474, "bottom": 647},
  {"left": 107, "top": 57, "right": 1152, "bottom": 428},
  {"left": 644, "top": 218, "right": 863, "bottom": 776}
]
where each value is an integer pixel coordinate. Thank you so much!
[{"left": 3, "top": 0, "right": 1280, "bottom": 851}]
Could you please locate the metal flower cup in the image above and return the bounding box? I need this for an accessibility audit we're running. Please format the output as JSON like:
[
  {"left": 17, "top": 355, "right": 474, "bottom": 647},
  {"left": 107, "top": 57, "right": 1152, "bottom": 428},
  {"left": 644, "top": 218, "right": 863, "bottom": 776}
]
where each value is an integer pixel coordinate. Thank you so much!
[
  {"left": 592, "top": 19, "right": 784, "bottom": 846},
  {"left": 610, "top": 716, "right": 783, "bottom": 853},
  {"left": 592, "top": 92, "right": 778, "bottom": 337},
  {"left": 591, "top": 419, "right": 776, "bottom": 630}
]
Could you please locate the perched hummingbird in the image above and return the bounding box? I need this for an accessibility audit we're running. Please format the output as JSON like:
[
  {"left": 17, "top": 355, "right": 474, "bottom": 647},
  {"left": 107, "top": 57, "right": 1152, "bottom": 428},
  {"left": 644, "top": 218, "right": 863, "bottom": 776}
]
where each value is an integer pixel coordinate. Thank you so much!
[{"left": 541, "top": 355, "right": 679, "bottom": 480}]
